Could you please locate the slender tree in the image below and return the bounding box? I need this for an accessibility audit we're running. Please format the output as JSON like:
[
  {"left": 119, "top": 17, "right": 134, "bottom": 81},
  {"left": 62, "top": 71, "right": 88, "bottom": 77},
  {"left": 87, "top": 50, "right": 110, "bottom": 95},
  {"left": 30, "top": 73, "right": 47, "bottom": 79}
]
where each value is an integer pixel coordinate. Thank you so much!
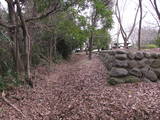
[
  {"left": 89, "top": 8, "right": 97, "bottom": 60},
  {"left": 138, "top": 0, "right": 143, "bottom": 50},
  {"left": 87, "top": 0, "right": 113, "bottom": 60},
  {"left": 149, "top": 0, "right": 160, "bottom": 34},
  {"left": 115, "top": 0, "right": 140, "bottom": 48}
]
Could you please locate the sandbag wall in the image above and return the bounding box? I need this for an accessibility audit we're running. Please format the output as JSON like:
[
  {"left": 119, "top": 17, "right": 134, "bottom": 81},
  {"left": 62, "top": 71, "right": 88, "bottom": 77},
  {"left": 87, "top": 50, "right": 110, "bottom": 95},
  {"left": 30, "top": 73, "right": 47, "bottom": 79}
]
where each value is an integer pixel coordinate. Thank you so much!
[{"left": 100, "top": 50, "right": 160, "bottom": 85}]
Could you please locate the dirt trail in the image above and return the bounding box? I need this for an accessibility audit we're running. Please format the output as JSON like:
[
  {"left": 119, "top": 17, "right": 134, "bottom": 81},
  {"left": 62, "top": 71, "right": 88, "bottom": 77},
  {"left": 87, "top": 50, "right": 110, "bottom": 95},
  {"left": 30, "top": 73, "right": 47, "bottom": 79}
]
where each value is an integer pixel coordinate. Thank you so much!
[
  {"left": 48, "top": 53, "right": 108, "bottom": 119},
  {"left": 1, "top": 53, "right": 160, "bottom": 120}
]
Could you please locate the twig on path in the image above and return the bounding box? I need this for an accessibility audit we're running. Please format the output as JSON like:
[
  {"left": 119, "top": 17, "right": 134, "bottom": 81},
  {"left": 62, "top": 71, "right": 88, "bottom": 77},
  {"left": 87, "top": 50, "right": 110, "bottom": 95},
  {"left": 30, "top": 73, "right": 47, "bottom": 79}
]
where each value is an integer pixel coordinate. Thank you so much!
[{"left": 2, "top": 90, "right": 26, "bottom": 118}]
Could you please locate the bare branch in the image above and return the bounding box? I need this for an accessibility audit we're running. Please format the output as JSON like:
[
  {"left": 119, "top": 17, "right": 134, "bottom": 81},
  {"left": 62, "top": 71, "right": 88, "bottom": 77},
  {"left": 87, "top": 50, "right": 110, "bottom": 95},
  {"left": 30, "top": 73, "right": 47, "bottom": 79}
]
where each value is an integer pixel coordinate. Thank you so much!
[
  {"left": 115, "top": 0, "right": 141, "bottom": 48},
  {"left": 0, "top": 1, "right": 77, "bottom": 29},
  {"left": 144, "top": 3, "right": 160, "bottom": 28},
  {"left": 117, "top": 2, "right": 126, "bottom": 37},
  {"left": 115, "top": 0, "right": 127, "bottom": 39},
  {"left": 25, "top": 2, "right": 61, "bottom": 22},
  {"left": 149, "top": 0, "right": 156, "bottom": 9},
  {"left": 149, "top": 0, "right": 160, "bottom": 21},
  {"left": 138, "top": 0, "right": 143, "bottom": 50},
  {"left": 0, "top": 20, "right": 16, "bottom": 29},
  {"left": 25, "top": 1, "right": 78, "bottom": 22},
  {"left": 127, "top": 5, "right": 140, "bottom": 39},
  {"left": 153, "top": 0, "right": 160, "bottom": 20}
]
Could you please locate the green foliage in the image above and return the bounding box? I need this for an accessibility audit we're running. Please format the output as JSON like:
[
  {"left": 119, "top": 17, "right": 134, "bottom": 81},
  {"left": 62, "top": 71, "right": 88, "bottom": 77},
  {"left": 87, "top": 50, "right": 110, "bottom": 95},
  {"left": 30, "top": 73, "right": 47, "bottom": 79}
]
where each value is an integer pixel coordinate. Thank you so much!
[
  {"left": 0, "top": 71, "right": 22, "bottom": 91},
  {"left": 93, "top": 0, "right": 113, "bottom": 28},
  {"left": 155, "top": 35, "right": 160, "bottom": 47},
  {"left": 53, "top": 54, "right": 63, "bottom": 63},
  {"left": 94, "top": 29, "right": 111, "bottom": 49},
  {"left": 0, "top": 48, "right": 13, "bottom": 75},
  {"left": 143, "top": 44, "right": 158, "bottom": 49},
  {"left": 33, "top": 0, "right": 60, "bottom": 13},
  {"left": 33, "top": 0, "right": 79, "bottom": 13},
  {"left": 0, "top": 31, "right": 12, "bottom": 45},
  {"left": 108, "top": 76, "right": 140, "bottom": 85},
  {"left": 37, "top": 10, "right": 88, "bottom": 59},
  {"left": 31, "top": 44, "right": 41, "bottom": 66},
  {"left": 77, "top": 0, "right": 113, "bottom": 51},
  {"left": 0, "top": 31, "right": 22, "bottom": 90},
  {"left": 56, "top": 11, "right": 88, "bottom": 47},
  {"left": 0, "top": 76, "right": 7, "bottom": 90},
  {"left": 124, "top": 76, "right": 140, "bottom": 83},
  {"left": 108, "top": 77, "right": 124, "bottom": 85},
  {"left": 57, "top": 39, "right": 72, "bottom": 59},
  {"left": 32, "top": 0, "right": 113, "bottom": 60},
  {"left": 0, "top": 47, "right": 22, "bottom": 90}
]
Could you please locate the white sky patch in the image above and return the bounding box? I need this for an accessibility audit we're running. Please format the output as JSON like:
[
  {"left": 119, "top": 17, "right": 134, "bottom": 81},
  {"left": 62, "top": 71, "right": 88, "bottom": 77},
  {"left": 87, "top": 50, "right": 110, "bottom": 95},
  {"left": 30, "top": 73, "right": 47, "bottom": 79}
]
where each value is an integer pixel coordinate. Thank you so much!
[{"left": 0, "top": 0, "right": 7, "bottom": 9}]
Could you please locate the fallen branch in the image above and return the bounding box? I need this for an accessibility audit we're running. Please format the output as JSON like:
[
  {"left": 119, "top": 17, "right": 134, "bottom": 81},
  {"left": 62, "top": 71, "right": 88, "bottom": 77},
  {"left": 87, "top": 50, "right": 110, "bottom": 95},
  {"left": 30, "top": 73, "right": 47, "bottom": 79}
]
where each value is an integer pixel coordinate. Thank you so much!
[{"left": 2, "top": 91, "right": 26, "bottom": 118}]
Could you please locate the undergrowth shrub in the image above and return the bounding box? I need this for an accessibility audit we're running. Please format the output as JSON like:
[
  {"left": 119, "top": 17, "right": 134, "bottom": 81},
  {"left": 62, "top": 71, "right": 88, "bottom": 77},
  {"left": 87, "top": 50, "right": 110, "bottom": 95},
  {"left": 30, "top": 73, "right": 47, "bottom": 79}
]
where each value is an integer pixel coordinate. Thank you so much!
[
  {"left": 155, "top": 36, "right": 160, "bottom": 47},
  {"left": 0, "top": 46, "right": 22, "bottom": 90},
  {"left": 31, "top": 44, "right": 41, "bottom": 66},
  {"left": 53, "top": 54, "right": 63, "bottom": 63},
  {"left": 144, "top": 44, "right": 158, "bottom": 49},
  {"left": 0, "top": 71, "right": 23, "bottom": 91},
  {"left": 57, "top": 39, "right": 72, "bottom": 59}
]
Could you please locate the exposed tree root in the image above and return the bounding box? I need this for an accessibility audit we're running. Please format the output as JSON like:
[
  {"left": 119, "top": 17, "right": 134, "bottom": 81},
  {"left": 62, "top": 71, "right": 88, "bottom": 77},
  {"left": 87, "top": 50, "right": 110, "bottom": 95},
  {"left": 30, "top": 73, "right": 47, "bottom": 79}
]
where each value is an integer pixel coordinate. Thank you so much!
[{"left": 2, "top": 91, "right": 26, "bottom": 118}]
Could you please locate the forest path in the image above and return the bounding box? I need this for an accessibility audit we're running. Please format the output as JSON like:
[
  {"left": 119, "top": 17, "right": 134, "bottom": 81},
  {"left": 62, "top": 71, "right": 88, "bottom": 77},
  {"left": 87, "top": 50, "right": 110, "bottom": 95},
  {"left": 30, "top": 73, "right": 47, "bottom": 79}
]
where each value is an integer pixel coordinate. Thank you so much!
[
  {"left": 48, "top": 53, "right": 109, "bottom": 119},
  {"left": 1, "top": 53, "right": 160, "bottom": 120}
]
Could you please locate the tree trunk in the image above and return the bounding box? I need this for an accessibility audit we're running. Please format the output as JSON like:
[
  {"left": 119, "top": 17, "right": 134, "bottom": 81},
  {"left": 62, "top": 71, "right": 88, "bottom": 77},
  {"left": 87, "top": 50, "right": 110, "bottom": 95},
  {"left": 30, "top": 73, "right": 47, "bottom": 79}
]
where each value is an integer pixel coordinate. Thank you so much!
[
  {"left": 153, "top": 0, "right": 160, "bottom": 21},
  {"left": 49, "top": 36, "right": 53, "bottom": 71},
  {"left": 15, "top": 0, "right": 32, "bottom": 87},
  {"left": 53, "top": 34, "right": 57, "bottom": 59},
  {"left": 116, "top": 28, "right": 120, "bottom": 46},
  {"left": 15, "top": 29, "right": 22, "bottom": 73},
  {"left": 85, "top": 42, "right": 89, "bottom": 55},
  {"left": 89, "top": 31, "right": 93, "bottom": 60},
  {"left": 138, "top": 0, "right": 143, "bottom": 50},
  {"left": 85, "top": 48, "right": 88, "bottom": 55},
  {"left": 124, "top": 38, "right": 128, "bottom": 49},
  {"left": 98, "top": 48, "right": 100, "bottom": 52},
  {"left": 7, "top": 0, "right": 21, "bottom": 73}
]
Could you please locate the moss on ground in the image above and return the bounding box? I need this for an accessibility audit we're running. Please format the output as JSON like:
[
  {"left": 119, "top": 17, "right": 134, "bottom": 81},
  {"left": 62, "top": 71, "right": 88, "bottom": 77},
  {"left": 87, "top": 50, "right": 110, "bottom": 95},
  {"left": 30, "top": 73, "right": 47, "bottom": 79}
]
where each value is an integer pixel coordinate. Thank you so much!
[{"left": 108, "top": 76, "right": 141, "bottom": 85}]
